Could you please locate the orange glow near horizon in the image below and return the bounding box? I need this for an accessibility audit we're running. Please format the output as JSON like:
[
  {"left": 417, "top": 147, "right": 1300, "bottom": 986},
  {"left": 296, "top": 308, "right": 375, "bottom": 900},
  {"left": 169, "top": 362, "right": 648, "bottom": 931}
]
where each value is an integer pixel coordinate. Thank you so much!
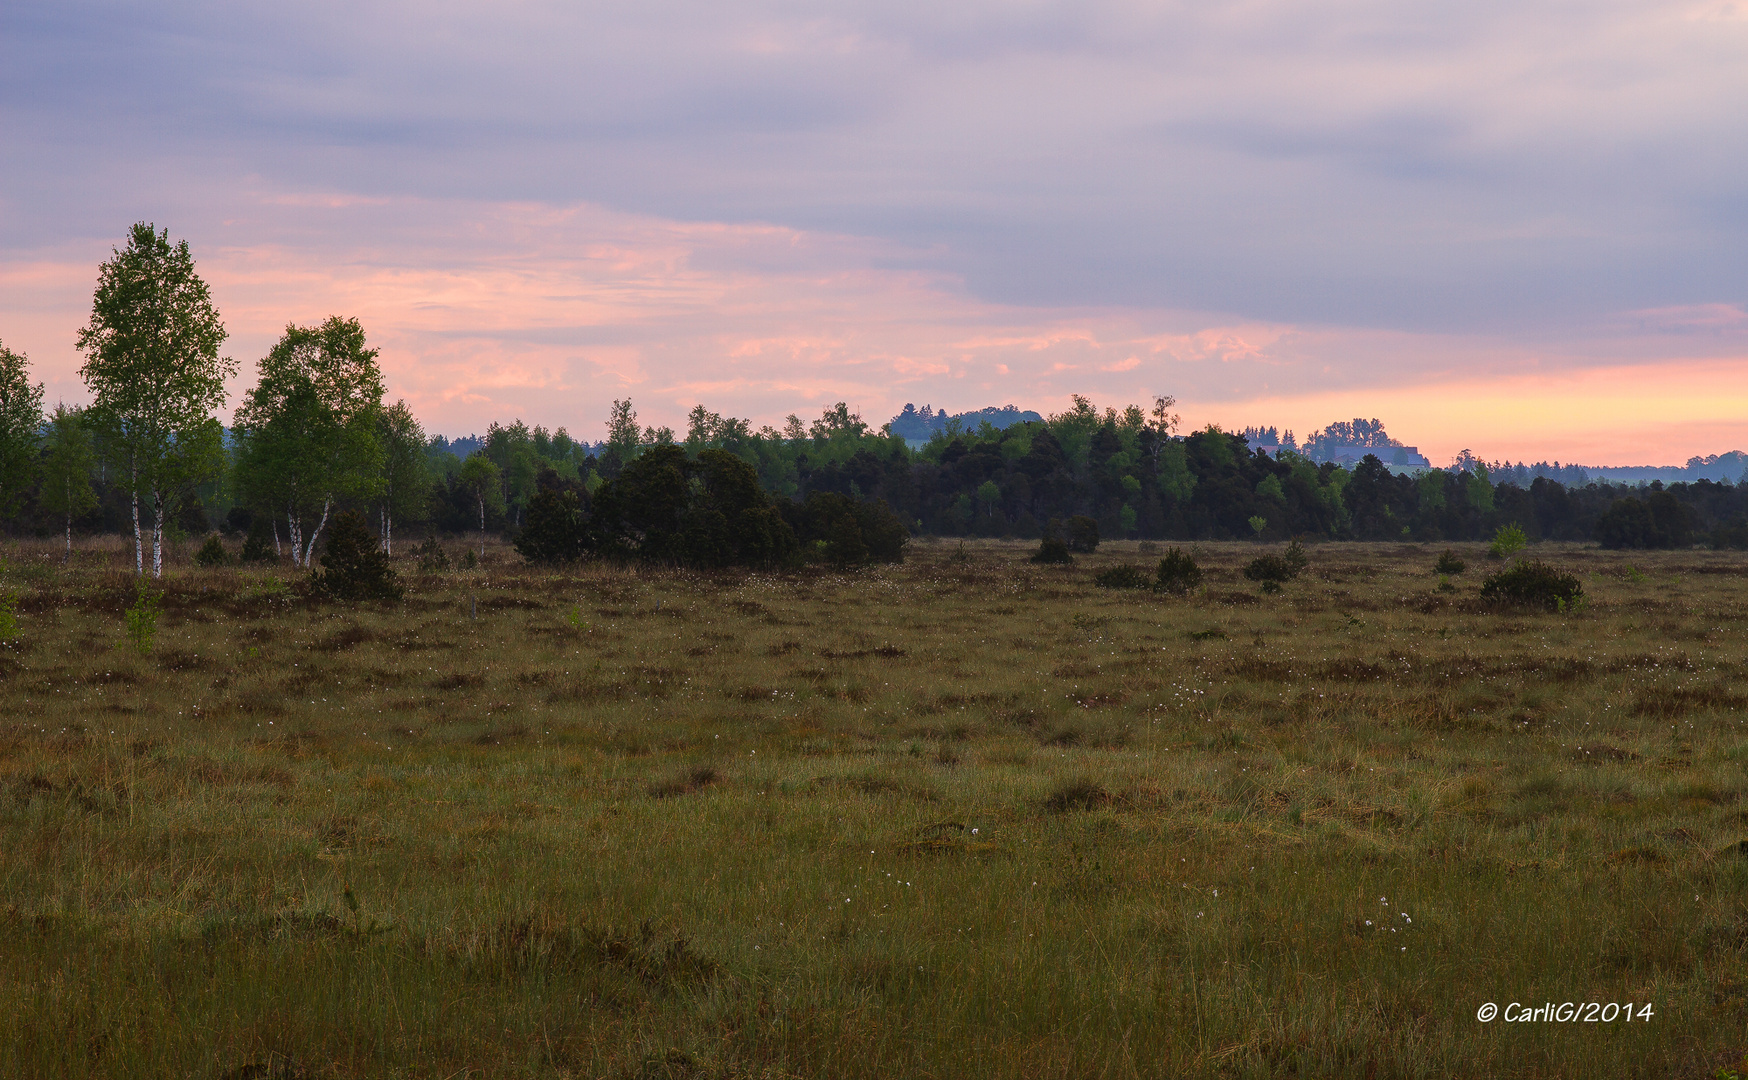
[{"left": 3, "top": 195, "right": 1745, "bottom": 467}]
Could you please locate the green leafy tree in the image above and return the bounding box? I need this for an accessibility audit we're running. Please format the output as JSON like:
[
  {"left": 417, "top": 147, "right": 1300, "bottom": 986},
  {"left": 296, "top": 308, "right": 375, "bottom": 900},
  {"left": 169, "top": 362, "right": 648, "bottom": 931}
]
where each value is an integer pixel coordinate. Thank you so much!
[
  {"left": 75, "top": 223, "right": 234, "bottom": 577},
  {"left": 0, "top": 339, "right": 45, "bottom": 519},
  {"left": 39, "top": 404, "right": 98, "bottom": 560},
  {"left": 377, "top": 400, "right": 429, "bottom": 556},
  {"left": 458, "top": 454, "right": 504, "bottom": 558},
  {"left": 233, "top": 316, "right": 386, "bottom": 569},
  {"left": 603, "top": 399, "right": 641, "bottom": 474}
]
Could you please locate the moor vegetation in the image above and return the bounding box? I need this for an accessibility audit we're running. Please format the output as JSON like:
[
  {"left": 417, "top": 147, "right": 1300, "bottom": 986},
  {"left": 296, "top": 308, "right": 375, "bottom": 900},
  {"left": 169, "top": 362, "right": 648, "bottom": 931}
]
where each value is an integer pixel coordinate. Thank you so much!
[{"left": 1, "top": 538, "right": 1746, "bottom": 1078}]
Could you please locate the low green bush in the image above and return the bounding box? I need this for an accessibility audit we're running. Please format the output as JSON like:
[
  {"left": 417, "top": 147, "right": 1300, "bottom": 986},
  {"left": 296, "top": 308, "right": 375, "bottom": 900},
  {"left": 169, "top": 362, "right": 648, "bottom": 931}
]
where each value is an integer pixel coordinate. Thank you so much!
[
  {"left": 313, "top": 511, "right": 403, "bottom": 602},
  {"left": 1488, "top": 522, "right": 1528, "bottom": 558},
  {"left": 1030, "top": 537, "right": 1073, "bottom": 564},
  {"left": 1435, "top": 549, "right": 1466, "bottom": 574},
  {"left": 194, "top": 535, "right": 229, "bottom": 567},
  {"left": 1243, "top": 554, "right": 1295, "bottom": 584},
  {"left": 1480, "top": 559, "right": 1583, "bottom": 611},
  {"left": 414, "top": 537, "right": 450, "bottom": 571},
  {"left": 1155, "top": 549, "right": 1203, "bottom": 593}
]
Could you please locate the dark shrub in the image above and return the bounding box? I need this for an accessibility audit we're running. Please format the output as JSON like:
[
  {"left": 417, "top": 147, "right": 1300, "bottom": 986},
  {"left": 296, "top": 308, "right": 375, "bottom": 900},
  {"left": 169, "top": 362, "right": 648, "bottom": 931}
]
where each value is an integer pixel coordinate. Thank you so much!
[
  {"left": 1031, "top": 537, "right": 1073, "bottom": 564},
  {"left": 1155, "top": 549, "right": 1203, "bottom": 593},
  {"left": 1094, "top": 564, "right": 1153, "bottom": 589},
  {"left": 1283, "top": 539, "right": 1308, "bottom": 575},
  {"left": 222, "top": 506, "right": 253, "bottom": 535},
  {"left": 1243, "top": 554, "right": 1295, "bottom": 583},
  {"left": 1480, "top": 560, "right": 1582, "bottom": 611},
  {"left": 515, "top": 488, "right": 588, "bottom": 565},
  {"left": 313, "top": 511, "right": 403, "bottom": 601},
  {"left": 194, "top": 535, "right": 229, "bottom": 567},
  {"left": 240, "top": 518, "right": 277, "bottom": 563},
  {"left": 1435, "top": 549, "right": 1466, "bottom": 574},
  {"left": 1066, "top": 515, "right": 1100, "bottom": 553},
  {"left": 786, "top": 490, "right": 906, "bottom": 568},
  {"left": 414, "top": 537, "right": 450, "bottom": 572},
  {"left": 593, "top": 446, "right": 803, "bottom": 568}
]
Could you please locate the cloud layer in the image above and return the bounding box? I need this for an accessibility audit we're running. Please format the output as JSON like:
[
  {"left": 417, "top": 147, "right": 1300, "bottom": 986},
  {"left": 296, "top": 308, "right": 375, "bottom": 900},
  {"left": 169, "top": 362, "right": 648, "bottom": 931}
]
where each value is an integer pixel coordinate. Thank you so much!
[{"left": 3, "top": 0, "right": 1745, "bottom": 462}]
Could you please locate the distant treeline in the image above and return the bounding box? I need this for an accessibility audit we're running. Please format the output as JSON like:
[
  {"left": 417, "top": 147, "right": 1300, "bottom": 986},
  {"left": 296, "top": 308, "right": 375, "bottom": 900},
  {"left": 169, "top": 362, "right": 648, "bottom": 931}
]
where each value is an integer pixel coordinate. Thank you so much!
[
  {"left": 8, "top": 389, "right": 1747, "bottom": 553},
  {"left": 4, "top": 220, "right": 1745, "bottom": 567}
]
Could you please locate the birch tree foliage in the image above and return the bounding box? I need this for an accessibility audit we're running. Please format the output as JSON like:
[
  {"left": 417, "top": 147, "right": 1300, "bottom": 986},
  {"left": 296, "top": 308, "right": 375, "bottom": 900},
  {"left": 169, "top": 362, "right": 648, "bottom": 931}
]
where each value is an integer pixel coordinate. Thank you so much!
[
  {"left": 0, "top": 339, "right": 45, "bottom": 519},
  {"left": 377, "top": 399, "right": 430, "bottom": 556},
  {"left": 39, "top": 404, "right": 99, "bottom": 559},
  {"left": 76, "top": 224, "right": 234, "bottom": 577},
  {"left": 458, "top": 454, "right": 504, "bottom": 557},
  {"left": 232, "top": 317, "right": 386, "bottom": 569}
]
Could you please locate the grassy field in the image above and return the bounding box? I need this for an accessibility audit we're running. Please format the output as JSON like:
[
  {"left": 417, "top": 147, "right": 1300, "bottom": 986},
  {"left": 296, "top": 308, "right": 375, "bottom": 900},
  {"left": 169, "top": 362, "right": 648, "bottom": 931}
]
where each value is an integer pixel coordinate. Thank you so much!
[{"left": 1, "top": 536, "right": 1746, "bottom": 1079}]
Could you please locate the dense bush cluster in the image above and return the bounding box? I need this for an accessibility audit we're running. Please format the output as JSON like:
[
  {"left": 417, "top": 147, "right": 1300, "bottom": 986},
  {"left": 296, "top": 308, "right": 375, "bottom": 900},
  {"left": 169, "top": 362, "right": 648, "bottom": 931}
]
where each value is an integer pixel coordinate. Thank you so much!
[{"left": 1480, "top": 560, "right": 1584, "bottom": 611}]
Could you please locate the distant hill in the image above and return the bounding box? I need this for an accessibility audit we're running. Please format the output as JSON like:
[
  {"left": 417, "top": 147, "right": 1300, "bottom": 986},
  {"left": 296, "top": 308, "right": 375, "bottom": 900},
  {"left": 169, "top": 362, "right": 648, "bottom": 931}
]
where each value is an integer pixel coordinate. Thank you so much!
[{"left": 889, "top": 404, "right": 1043, "bottom": 442}]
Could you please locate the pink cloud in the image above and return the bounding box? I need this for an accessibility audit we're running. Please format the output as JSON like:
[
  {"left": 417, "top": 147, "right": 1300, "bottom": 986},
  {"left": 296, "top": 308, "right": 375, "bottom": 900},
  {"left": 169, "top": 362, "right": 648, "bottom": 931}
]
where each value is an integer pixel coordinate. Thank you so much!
[{"left": 2, "top": 189, "right": 1744, "bottom": 464}]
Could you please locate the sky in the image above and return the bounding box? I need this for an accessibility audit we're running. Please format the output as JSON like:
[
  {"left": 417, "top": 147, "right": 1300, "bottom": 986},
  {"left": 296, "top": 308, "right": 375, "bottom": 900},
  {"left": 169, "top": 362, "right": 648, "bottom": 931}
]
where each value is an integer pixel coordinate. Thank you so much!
[{"left": 2, "top": 0, "right": 1745, "bottom": 466}]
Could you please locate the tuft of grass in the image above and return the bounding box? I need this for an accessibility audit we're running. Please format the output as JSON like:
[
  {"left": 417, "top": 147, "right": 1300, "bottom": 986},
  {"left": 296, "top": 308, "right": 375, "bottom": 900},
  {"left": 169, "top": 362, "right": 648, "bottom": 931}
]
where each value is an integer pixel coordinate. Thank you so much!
[{"left": 1043, "top": 778, "right": 1111, "bottom": 812}]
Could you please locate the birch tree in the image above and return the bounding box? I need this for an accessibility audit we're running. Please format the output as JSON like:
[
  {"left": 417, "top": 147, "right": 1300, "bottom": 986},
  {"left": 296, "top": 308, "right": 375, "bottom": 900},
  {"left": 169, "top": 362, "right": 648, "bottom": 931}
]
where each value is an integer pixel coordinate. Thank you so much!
[
  {"left": 458, "top": 454, "right": 503, "bottom": 558},
  {"left": 39, "top": 404, "right": 98, "bottom": 560},
  {"left": 0, "top": 340, "right": 44, "bottom": 520},
  {"left": 76, "top": 224, "right": 233, "bottom": 577},
  {"left": 377, "top": 399, "right": 430, "bottom": 556},
  {"left": 232, "top": 317, "right": 385, "bottom": 569}
]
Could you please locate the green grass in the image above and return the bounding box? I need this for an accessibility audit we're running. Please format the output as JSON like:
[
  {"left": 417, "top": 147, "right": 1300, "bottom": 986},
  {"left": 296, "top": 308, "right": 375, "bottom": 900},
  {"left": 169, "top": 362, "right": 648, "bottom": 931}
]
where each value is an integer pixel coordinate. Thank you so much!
[{"left": 1, "top": 535, "right": 1746, "bottom": 1078}]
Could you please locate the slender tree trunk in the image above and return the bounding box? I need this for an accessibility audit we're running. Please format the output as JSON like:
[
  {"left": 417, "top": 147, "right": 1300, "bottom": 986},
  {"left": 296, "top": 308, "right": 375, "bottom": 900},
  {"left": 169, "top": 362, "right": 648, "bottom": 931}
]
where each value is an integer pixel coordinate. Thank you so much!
[
  {"left": 151, "top": 488, "right": 164, "bottom": 578},
  {"left": 129, "top": 458, "right": 142, "bottom": 576},
  {"left": 302, "top": 498, "right": 332, "bottom": 568},
  {"left": 287, "top": 506, "right": 302, "bottom": 569},
  {"left": 478, "top": 495, "right": 486, "bottom": 558},
  {"left": 272, "top": 518, "right": 282, "bottom": 560}
]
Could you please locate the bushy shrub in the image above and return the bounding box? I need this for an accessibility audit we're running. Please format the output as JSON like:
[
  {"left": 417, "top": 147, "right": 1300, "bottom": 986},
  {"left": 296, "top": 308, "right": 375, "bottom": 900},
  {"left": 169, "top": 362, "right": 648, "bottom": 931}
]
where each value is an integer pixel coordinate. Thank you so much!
[
  {"left": 1480, "top": 560, "right": 1583, "bottom": 611},
  {"left": 1154, "top": 549, "right": 1203, "bottom": 593},
  {"left": 1094, "top": 564, "right": 1153, "bottom": 589},
  {"left": 1488, "top": 522, "right": 1528, "bottom": 558},
  {"left": 414, "top": 537, "right": 449, "bottom": 572},
  {"left": 240, "top": 518, "right": 277, "bottom": 563},
  {"left": 1435, "top": 549, "right": 1467, "bottom": 574},
  {"left": 1031, "top": 537, "right": 1073, "bottom": 564},
  {"left": 1065, "top": 515, "right": 1100, "bottom": 553},
  {"left": 786, "top": 490, "right": 907, "bottom": 568},
  {"left": 124, "top": 582, "right": 161, "bottom": 654},
  {"left": 515, "top": 488, "right": 588, "bottom": 565},
  {"left": 595, "top": 446, "right": 807, "bottom": 568},
  {"left": 1283, "top": 539, "right": 1308, "bottom": 575},
  {"left": 194, "top": 535, "right": 229, "bottom": 567},
  {"left": 1243, "top": 554, "right": 1295, "bottom": 584},
  {"left": 313, "top": 511, "right": 403, "bottom": 601}
]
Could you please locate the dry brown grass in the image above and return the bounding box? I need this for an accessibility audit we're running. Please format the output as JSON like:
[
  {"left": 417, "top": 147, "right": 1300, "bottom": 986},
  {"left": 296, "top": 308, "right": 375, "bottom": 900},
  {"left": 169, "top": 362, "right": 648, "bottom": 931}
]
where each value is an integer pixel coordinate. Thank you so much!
[{"left": 1, "top": 537, "right": 1746, "bottom": 1078}]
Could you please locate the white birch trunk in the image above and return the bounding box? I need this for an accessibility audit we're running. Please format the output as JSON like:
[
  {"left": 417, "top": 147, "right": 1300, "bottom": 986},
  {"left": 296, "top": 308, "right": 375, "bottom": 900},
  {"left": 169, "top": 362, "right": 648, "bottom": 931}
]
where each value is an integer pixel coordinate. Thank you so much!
[
  {"left": 287, "top": 508, "right": 303, "bottom": 569},
  {"left": 130, "top": 458, "right": 142, "bottom": 576},
  {"left": 478, "top": 496, "right": 486, "bottom": 557},
  {"left": 150, "top": 488, "right": 164, "bottom": 578},
  {"left": 302, "top": 498, "right": 331, "bottom": 568},
  {"left": 272, "top": 518, "right": 282, "bottom": 559}
]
